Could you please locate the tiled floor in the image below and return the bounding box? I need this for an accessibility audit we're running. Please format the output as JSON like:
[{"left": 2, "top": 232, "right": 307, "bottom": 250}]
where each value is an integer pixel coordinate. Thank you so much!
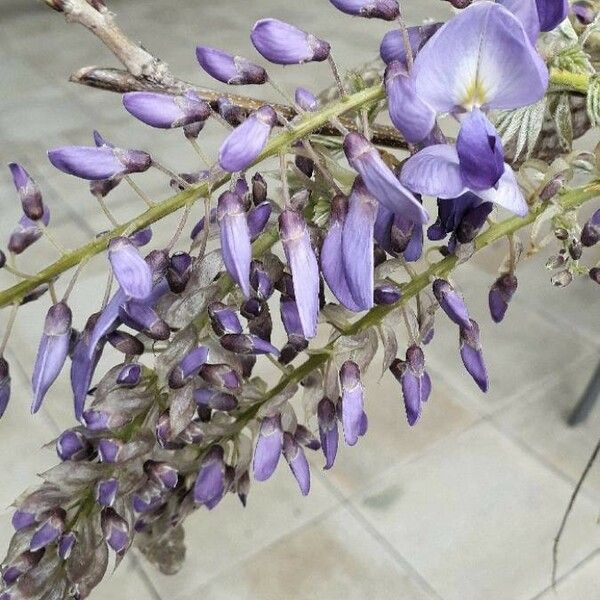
[{"left": 1, "top": 1, "right": 600, "bottom": 599}]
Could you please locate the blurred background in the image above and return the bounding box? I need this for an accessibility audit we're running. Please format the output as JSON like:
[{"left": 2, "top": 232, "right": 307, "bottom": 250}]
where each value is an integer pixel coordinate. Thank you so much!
[{"left": 0, "top": 1, "right": 599, "bottom": 598}]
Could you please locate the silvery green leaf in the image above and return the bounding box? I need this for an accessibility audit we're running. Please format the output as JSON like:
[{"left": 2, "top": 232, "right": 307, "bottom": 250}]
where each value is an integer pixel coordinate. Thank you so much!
[
  {"left": 375, "top": 257, "right": 405, "bottom": 280},
  {"left": 137, "top": 524, "right": 186, "bottom": 576},
  {"left": 321, "top": 304, "right": 352, "bottom": 334},
  {"left": 323, "top": 359, "right": 339, "bottom": 400},
  {"left": 13, "top": 484, "right": 69, "bottom": 516},
  {"left": 199, "top": 413, "right": 237, "bottom": 437},
  {"left": 495, "top": 98, "right": 546, "bottom": 161},
  {"left": 554, "top": 93, "right": 573, "bottom": 151},
  {"left": 257, "top": 382, "right": 299, "bottom": 418},
  {"left": 280, "top": 402, "right": 297, "bottom": 432},
  {"left": 332, "top": 329, "right": 378, "bottom": 373},
  {"left": 4, "top": 527, "right": 34, "bottom": 563},
  {"left": 160, "top": 282, "right": 221, "bottom": 329},
  {"left": 241, "top": 377, "right": 268, "bottom": 402},
  {"left": 40, "top": 462, "right": 105, "bottom": 494},
  {"left": 497, "top": 236, "right": 524, "bottom": 274},
  {"left": 586, "top": 74, "right": 600, "bottom": 127},
  {"left": 301, "top": 370, "right": 323, "bottom": 422},
  {"left": 155, "top": 327, "right": 197, "bottom": 384},
  {"left": 169, "top": 384, "right": 195, "bottom": 437},
  {"left": 234, "top": 433, "right": 253, "bottom": 472},
  {"left": 41, "top": 577, "right": 68, "bottom": 600},
  {"left": 378, "top": 317, "right": 398, "bottom": 378},
  {"left": 15, "top": 552, "right": 62, "bottom": 598}
]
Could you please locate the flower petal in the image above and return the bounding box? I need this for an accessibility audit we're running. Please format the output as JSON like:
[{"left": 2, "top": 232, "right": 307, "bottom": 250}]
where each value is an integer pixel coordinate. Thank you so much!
[{"left": 477, "top": 165, "right": 528, "bottom": 216}]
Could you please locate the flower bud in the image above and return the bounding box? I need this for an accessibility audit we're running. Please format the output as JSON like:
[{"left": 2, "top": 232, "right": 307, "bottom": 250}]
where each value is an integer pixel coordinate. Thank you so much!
[
  {"left": 0, "top": 250, "right": 5, "bottom": 269},
  {"left": 247, "top": 201, "right": 272, "bottom": 240},
  {"left": 219, "top": 106, "right": 277, "bottom": 172},
  {"left": 56, "top": 429, "right": 92, "bottom": 461},
  {"left": 220, "top": 333, "right": 279, "bottom": 356},
  {"left": 208, "top": 302, "right": 243, "bottom": 336},
  {"left": 536, "top": 0, "right": 568, "bottom": 31},
  {"left": 97, "top": 438, "right": 124, "bottom": 463},
  {"left": 581, "top": 209, "right": 600, "bottom": 247},
  {"left": 196, "top": 46, "right": 268, "bottom": 85},
  {"left": 48, "top": 145, "right": 151, "bottom": 180},
  {"left": 488, "top": 273, "right": 518, "bottom": 323},
  {"left": 374, "top": 283, "right": 401, "bottom": 305},
  {"left": 106, "top": 330, "right": 144, "bottom": 356},
  {"left": 30, "top": 508, "right": 66, "bottom": 552},
  {"left": 251, "top": 19, "right": 330, "bottom": 65},
  {"left": 169, "top": 346, "right": 210, "bottom": 388},
  {"left": 329, "top": 0, "right": 399, "bottom": 20},
  {"left": 294, "top": 87, "right": 318, "bottom": 111},
  {"left": 194, "top": 388, "right": 239, "bottom": 411},
  {"left": 283, "top": 432, "right": 310, "bottom": 496},
  {"left": 120, "top": 301, "right": 170, "bottom": 341},
  {"left": 253, "top": 415, "right": 283, "bottom": 481},
  {"left": 380, "top": 22, "right": 442, "bottom": 64},
  {"left": 432, "top": 279, "right": 471, "bottom": 328},
  {"left": 572, "top": 1, "right": 595, "bottom": 25},
  {"left": 250, "top": 261, "right": 275, "bottom": 300},
  {"left": 569, "top": 239, "right": 583, "bottom": 260},
  {"left": 123, "top": 91, "right": 211, "bottom": 129},
  {"left": 551, "top": 269, "right": 573, "bottom": 287},
  {"left": 199, "top": 363, "right": 242, "bottom": 390},
  {"left": 294, "top": 425, "right": 321, "bottom": 451},
  {"left": 109, "top": 237, "right": 153, "bottom": 300},
  {"left": 0, "top": 358, "right": 10, "bottom": 419},
  {"left": 2, "top": 549, "right": 44, "bottom": 586},
  {"left": 194, "top": 446, "right": 226, "bottom": 509},
  {"left": 58, "top": 532, "right": 76, "bottom": 560},
  {"left": 218, "top": 97, "right": 247, "bottom": 126},
  {"left": 132, "top": 481, "right": 165, "bottom": 514},
  {"left": 101, "top": 508, "right": 129, "bottom": 553},
  {"left": 340, "top": 361, "right": 364, "bottom": 446},
  {"left": 251, "top": 172, "right": 268, "bottom": 206},
  {"left": 96, "top": 478, "right": 119, "bottom": 507},
  {"left": 144, "top": 461, "right": 179, "bottom": 490},
  {"left": 166, "top": 251, "right": 192, "bottom": 294},
  {"left": 589, "top": 267, "right": 600, "bottom": 284},
  {"left": 8, "top": 163, "right": 44, "bottom": 220},
  {"left": 116, "top": 363, "right": 142, "bottom": 387},
  {"left": 8, "top": 208, "right": 50, "bottom": 255},
  {"left": 459, "top": 319, "right": 488, "bottom": 393},
  {"left": 237, "top": 471, "right": 251, "bottom": 506},
  {"left": 456, "top": 202, "right": 493, "bottom": 244},
  {"left": 317, "top": 398, "right": 338, "bottom": 469},
  {"left": 31, "top": 302, "right": 72, "bottom": 414}
]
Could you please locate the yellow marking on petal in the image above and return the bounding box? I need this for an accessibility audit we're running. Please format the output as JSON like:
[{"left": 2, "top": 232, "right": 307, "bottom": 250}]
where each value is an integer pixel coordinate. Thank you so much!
[{"left": 462, "top": 78, "right": 488, "bottom": 110}]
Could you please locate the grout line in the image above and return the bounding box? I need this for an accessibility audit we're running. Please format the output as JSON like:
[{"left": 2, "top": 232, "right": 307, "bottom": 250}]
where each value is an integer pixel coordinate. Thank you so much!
[{"left": 528, "top": 548, "right": 600, "bottom": 600}]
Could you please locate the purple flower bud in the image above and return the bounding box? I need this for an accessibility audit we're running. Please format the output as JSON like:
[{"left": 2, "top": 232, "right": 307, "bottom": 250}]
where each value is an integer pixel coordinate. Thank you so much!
[
  {"left": 253, "top": 415, "right": 283, "bottom": 481},
  {"left": 96, "top": 478, "right": 119, "bottom": 507},
  {"left": 199, "top": 363, "right": 242, "bottom": 390},
  {"left": 279, "top": 210, "right": 320, "bottom": 338},
  {"left": 340, "top": 361, "right": 364, "bottom": 446},
  {"left": 390, "top": 345, "right": 431, "bottom": 426},
  {"left": 374, "top": 283, "right": 401, "bottom": 305},
  {"left": 237, "top": 471, "right": 250, "bottom": 507},
  {"left": 380, "top": 22, "right": 442, "bottom": 65},
  {"left": 294, "top": 425, "right": 321, "bottom": 451},
  {"left": 132, "top": 481, "right": 165, "bottom": 514},
  {"left": 109, "top": 237, "right": 153, "bottom": 300},
  {"left": 218, "top": 96, "right": 248, "bottom": 126},
  {"left": 31, "top": 302, "right": 72, "bottom": 414},
  {"left": 145, "top": 249, "right": 170, "bottom": 281},
  {"left": 581, "top": 208, "right": 600, "bottom": 247},
  {"left": 0, "top": 358, "right": 10, "bottom": 419},
  {"left": 144, "top": 460, "right": 179, "bottom": 490},
  {"left": 536, "top": 0, "right": 568, "bottom": 31},
  {"left": 123, "top": 91, "right": 211, "bottom": 129},
  {"left": 8, "top": 208, "right": 50, "bottom": 255},
  {"left": 219, "top": 105, "right": 277, "bottom": 172},
  {"left": 456, "top": 202, "right": 493, "bottom": 244},
  {"left": 247, "top": 201, "right": 272, "bottom": 240},
  {"left": 0, "top": 250, "right": 5, "bottom": 269},
  {"left": 58, "top": 532, "right": 76, "bottom": 560},
  {"left": 106, "top": 330, "right": 144, "bottom": 356},
  {"left": 459, "top": 319, "right": 489, "bottom": 392},
  {"left": 572, "top": 1, "right": 595, "bottom": 24},
  {"left": 194, "top": 446, "right": 226, "bottom": 508},
  {"left": 282, "top": 432, "right": 310, "bottom": 495},
  {"left": 167, "top": 251, "right": 192, "bottom": 294},
  {"left": 329, "top": 0, "right": 399, "bottom": 20},
  {"left": 317, "top": 398, "right": 338, "bottom": 469},
  {"left": 120, "top": 300, "right": 170, "bottom": 341},
  {"left": 251, "top": 172, "right": 268, "bottom": 205},
  {"left": 169, "top": 346, "right": 210, "bottom": 388},
  {"left": 190, "top": 206, "right": 217, "bottom": 240},
  {"left": 589, "top": 267, "right": 600, "bottom": 285},
  {"left": 48, "top": 145, "right": 151, "bottom": 180},
  {"left": 295, "top": 87, "right": 318, "bottom": 111},
  {"left": 250, "top": 261, "right": 275, "bottom": 300},
  {"left": 2, "top": 549, "right": 44, "bottom": 585},
  {"left": 101, "top": 508, "right": 129, "bottom": 553},
  {"left": 129, "top": 227, "right": 153, "bottom": 248},
  {"left": 116, "top": 363, "right": 142, "bottom": 386},
  {"left": 12, "top": 509, "right": 37, "bottom": 531},
  {"left": 343, "top": 133, "right": 428, "bottom": 223},
  {"left": 30, "top": 508, "right": 66, "bottom": 552},
  {"left": 8, "top": 163, "right": 44, "bottom": 220},
  {"left": 196, "top": 46, "right": 268, "bottom": 85},
  {"left": 97, "top": 438, "right": 124, "bottom": 463},
  {"left": 217, "top": 191, "right": 252, "bottom": 296},
  {"left": 82, "top": 409, "right": 127, "bottom": 432},
  {"left": 220, "top": 333, "right": 279, "bottom": 356},
  {"left": 208, "top": 302, "right": 243, "bottom": 337},
  {"left": 488, "top": 273, "right": 518, "bottom": 323},
  {"left": 432, "top": 279, "right": 471, "bottom": 329},
  {"left": 56, "top": 429, "right": 91, "bottom": 461},
  {"left": 251, "top": 18, "right": 330, "bottom": 65},
  {"left": 194, "top": 388, "right": 239, "bottom": 411}
]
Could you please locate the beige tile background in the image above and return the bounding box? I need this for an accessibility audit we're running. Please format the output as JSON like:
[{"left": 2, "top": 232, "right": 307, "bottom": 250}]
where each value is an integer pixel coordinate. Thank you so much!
[{"left": 0, "top": 1, "right": 599, "bottom": 599}]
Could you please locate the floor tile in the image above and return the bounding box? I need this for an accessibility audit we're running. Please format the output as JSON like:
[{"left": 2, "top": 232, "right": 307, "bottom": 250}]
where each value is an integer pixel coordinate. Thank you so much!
[
  {"left": 353, "top": 423, "right": 600, "bottom": 600},
  {"left": 194, "top": 506, "right": 435, "bottom": 600}
]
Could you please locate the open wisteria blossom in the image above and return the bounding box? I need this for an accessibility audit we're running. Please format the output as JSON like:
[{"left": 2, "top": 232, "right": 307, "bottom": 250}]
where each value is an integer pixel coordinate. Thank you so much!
[{"left": 2, "top": 0, "right": 600, "bottom": 596}]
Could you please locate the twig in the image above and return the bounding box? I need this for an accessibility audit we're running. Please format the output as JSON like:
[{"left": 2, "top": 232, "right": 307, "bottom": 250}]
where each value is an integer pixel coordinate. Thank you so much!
[{"left": 552, "top": 436, "right": 600, "bottom": 587}]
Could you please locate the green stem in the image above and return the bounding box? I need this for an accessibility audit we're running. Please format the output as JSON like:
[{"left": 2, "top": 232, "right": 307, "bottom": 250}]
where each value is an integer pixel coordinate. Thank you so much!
[
  {"left": 549, "top": 69, "right": 590, "bottom": 94},
  {"left": 0, "top": 85, "right": 384, "bottom": 310}
]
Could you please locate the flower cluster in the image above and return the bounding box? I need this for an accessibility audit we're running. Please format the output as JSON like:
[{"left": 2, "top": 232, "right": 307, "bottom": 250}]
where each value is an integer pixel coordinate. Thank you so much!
[{"left": 1, "top": 0, "right": 598, "bottom": 597}]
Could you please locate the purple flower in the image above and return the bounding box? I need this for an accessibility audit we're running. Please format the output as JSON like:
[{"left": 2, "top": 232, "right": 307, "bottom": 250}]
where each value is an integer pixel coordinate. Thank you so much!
[
  {"left": 196, "top": 46, "right": 267, "bottom": 85},
  {"left": 282, "top": 432, "right": 310, "bottom": 495},
  {"left": 279, "top": 210, "right": 320, "bottom": 339},
  {"left": 8, "top": 207, "right": 50, "bottom": 255},
  {"left": 2, "top": 550, "right": 44, "bottom": 585},
  {"left": 374, "top": 283, "right": 401, "bottom": 305},
  {"left": 194, "top": 388, "right": 239, "bottom": 411},
  {"left": 220, "top": 333, "right": 279, "bottom": 356},
  {"left": 98, "top": 438, "right": 123, "bottom": 463},
  {"left": 120, "top": 300, "right": 170, "bottom": 340},
  {"left": 8, "top": 163, "right": 44, "bottom": 220},
  {"left": 251, "top": 18, "right": 330, "bottom": 65},
  {"left": 432, "top": 279, "right": 471, "bottom": 328},
  {"left": 247, "top": 201, "right": 272, "bottom": 240},
  {"left": 390, "top": 346, "right": 431, "bottom": 426},
  {"left": 116, "top": 363, "right": 142, "bottom": 386},
  {"left": 0, "top": 358, "right": 10, "bottom": 420},
  {"left": 123, "top": 91, "right": 211, "bottom": 129},
  {"left": 101, "top": 508, "right": 129, "bottom": 553},
  {"left": 572, "top": 1, "right": 595, "bottom": 25},
  {"left": 58, "top": 532, "right": 77, "bottom": 560},
  {"left": 317, "top": 398, "right": 338, "bottom": 469},
  {"left": 108, "top": 237, "right": 153, "bottom": 300},
  {"left": 340, "top": 361, "right": 364, "bottom": 446},
  {"left": 343, "top": 133, "right": 428, "bottom": 224},
  {"left": 199, "top": 363, "right": 242, "bottom": 390},
  {"left": 295, "top": 87, "right": 318, "bottom": 111},
  {"left": 379, "top": 23, "right": 442, "bottom": 65},
  {"left": 107, "top": 330, "right": 144, "bottom": 356},
  {"left": 253, "top": 415, "right": 283, "bottom": 481},
  {"left": 581, "top": 208, "right": 600, "bottom": 247},
  {"left": 169, "top": 346, "right": 210, "bottom": 388},
  {"left": 30, "top": 509, "right": 66, "bottom": 552},
  {"left": 497, "top": 0, "right": 542, "bottom": 42},
  {"left": 56, "top": 429, "right": 91, "bottom": 461},
  {"left": 132, "top": 481, "right": 165, "bottom": 514},
  {"left": 329, "top": 0, "right": 399, "bottom": 19},
  {"left": 459, "top": 319, "right": 489, "bottom": 392},
  {"left": 488, "top": 273, "right": 518, "bottom": 323},
  {"left": 536, "top": 0, "right": 568, "bottom": 31},
  {"left": 194, "top": 446, "right": 226, "bottom": 509},
  {"left": 144, "top": 460, "right": 179, "bottom": 490},
  {"left": 208, "top": 302, "right": 243, "bottom": 336},
  {"left": 217, "top": 191, "right": 252, "bottom": 297},
  {"left": 31, "top": 302, "right": 72, "bottom": 414},
  {"left": 219, "top": 105, "right": 277, "bottom": 172},
  {"left": 48, "top": 144, "right": 151, "bottom": 180},
  {"left": 250, "top": 260, "right": 275, "bottom": 300},
  {"left": 96, "top": 478, "right": 119, "bottom": 507}
]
